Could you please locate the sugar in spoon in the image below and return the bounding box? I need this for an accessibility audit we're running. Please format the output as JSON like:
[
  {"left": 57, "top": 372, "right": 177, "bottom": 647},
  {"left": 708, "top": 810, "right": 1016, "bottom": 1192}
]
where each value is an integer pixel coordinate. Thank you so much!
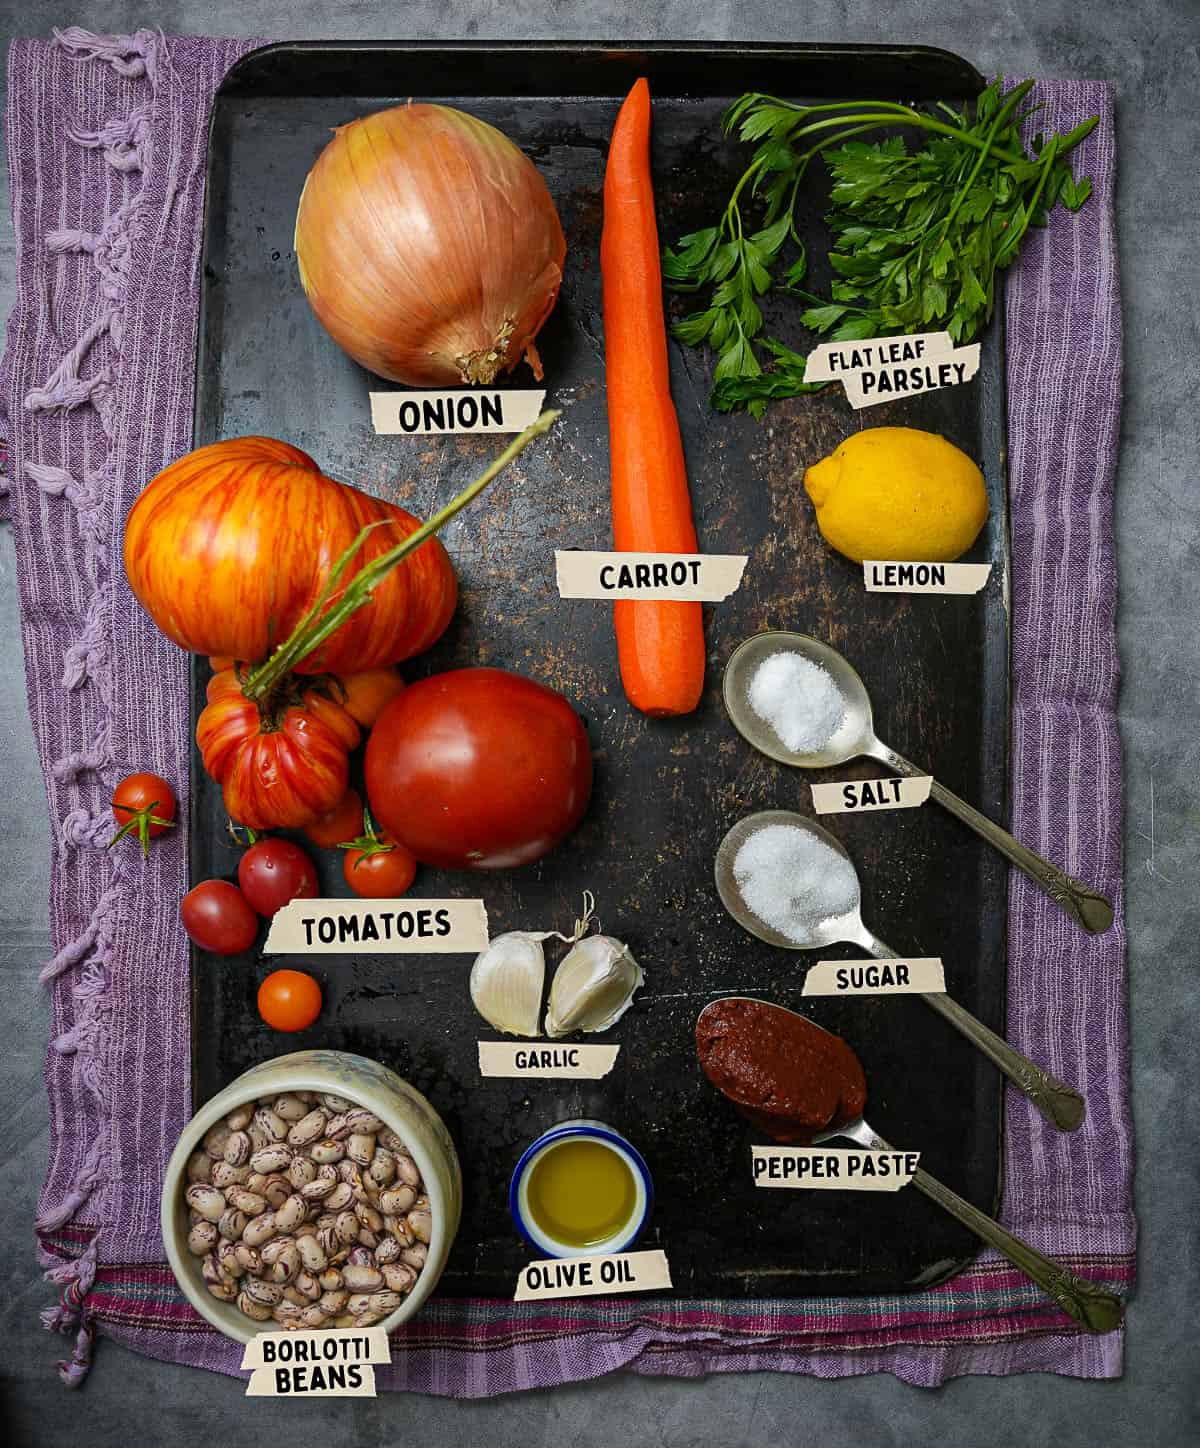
[
  {"left": 722, "top": 631, "right": 1113, "bottom": 935},
  {"left": 695, "top": 998, "right": 1120, "bottom": 1334},
  {"left": 714, "top": 809, "right": 1086, "bottom": 1131}
]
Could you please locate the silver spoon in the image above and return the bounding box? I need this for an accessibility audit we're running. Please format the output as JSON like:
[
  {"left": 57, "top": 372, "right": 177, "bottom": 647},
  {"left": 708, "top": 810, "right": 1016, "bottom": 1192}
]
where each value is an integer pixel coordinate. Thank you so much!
[
  {"left": 715, "top": 810, "right": 1085, "bottom": 1131},
  {"left": 723, "top": 631, "right": 1114, "bottom": 935},
  {"left": 696, "top": 998, "right": 1120, "bottom": 1335}
]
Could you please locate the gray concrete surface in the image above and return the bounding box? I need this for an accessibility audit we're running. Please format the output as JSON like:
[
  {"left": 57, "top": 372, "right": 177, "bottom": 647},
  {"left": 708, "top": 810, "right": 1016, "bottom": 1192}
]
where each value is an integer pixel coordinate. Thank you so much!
[{"left": 2, "top": 2, "right": 1197, "bottom": 1444}]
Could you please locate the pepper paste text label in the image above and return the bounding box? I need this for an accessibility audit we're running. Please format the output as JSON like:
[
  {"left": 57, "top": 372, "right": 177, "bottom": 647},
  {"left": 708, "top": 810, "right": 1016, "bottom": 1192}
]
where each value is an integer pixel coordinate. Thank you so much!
[{"left": 751, "top": 1147, "right": 920, "bottom": 1191}]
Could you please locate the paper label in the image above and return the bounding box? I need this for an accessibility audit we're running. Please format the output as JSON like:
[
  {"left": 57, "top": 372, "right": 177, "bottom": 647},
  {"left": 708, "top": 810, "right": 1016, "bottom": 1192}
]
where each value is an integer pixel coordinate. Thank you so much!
[
  {"left": 554, "top": 550, "right": 748, "bottom": 601},
  {"left": 370, "top": 388, "right": 546, "bottom": 435},
  {"left": 478, "top": 1041, "right": 620, "bottom": 1079},
  {"left": 863, "top": 561, "right": 992, "bottom": 594},
  {"left": 751, "top": 1147, "right": 919, "bottom": 1190},
  {"left": 811, "top": 775, "right": 932, "bottom": 813},
  {"left": 241, "top": 1327, "right": 389, "bottom": 1397},
  {"left": 805, "top": 330, "right": 980, "bottom": 409},
  {"left": 265, "top": 898, "right": 489, "bottom": 954},
  {"left": 801, "top": 957, "right": 946, "bottom": 997},
  {"left": 514, "top": 1249, "right": 672, "bottom": 1301}
]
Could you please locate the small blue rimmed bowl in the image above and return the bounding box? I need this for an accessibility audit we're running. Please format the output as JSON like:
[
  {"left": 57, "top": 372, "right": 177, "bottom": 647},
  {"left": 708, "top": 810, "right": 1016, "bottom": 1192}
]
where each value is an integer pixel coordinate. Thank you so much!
[{"left": 509, "top": 1119, "right": 653, "bottom": 1258}]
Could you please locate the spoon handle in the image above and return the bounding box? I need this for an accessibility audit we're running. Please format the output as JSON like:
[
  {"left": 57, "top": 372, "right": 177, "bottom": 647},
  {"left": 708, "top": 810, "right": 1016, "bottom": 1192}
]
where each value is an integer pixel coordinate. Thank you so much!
[
  {"left": 835, "top": 1119, "right": 1121, "bottom": 1333},
  {"left": 861, "top": 931, "right": 1085, "bottom": 1132},
  {"left": 874, "top": 745, "right": 1114, "bottom": 935}
]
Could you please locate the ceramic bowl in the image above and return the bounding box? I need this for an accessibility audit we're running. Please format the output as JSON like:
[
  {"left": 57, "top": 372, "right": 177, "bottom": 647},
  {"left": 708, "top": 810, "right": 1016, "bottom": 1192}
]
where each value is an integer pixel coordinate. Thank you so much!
[{"left": 161, "top": 1049, "right": 462, "bottom": 1343}]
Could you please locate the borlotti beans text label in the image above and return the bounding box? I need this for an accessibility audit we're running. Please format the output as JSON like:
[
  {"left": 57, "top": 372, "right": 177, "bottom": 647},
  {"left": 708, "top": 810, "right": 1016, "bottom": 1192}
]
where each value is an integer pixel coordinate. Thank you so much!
[
  {"left": 801, "top": 957, "right": 946, "bottom": 997},
  {"left": 751, "top": 1147, "right": 920, "bottom": 1191},
  {"left": 811, "top": 775, "right": 932, "bottom": 814},
  {"left": 370, "top": 388, "right": 546, "bottom": 435},
  {"left": 863, "top": 560, "right": 992, "bottom": 594},
  {"left": 554, "top": 550, "right": 748, "bottom": 601},
  {"left": 478, "top": 1041, "right": 620, "bottom": 1079},
  {"left": 265, "top": 898, "right": 489, "bottom": 954},
  {"left": 514, "top": 1249, "right": 672, "bottom": 1302},
  {"left": 805, "top": 330, "right": 980, "bottom": 409},
  {"left": 241, "top": 1327, "right": 390, "bottom": 1397}
]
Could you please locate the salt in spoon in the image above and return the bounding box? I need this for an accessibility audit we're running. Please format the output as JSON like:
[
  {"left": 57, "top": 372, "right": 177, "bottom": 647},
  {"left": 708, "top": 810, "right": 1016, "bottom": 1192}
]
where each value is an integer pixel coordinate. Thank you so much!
[
  {"left": 695, "top": 998, "right": 1120, "bottom": 1335},
  {"left": 723, "top": 631, "right": 1113, "bottom": 935},
  {"left": 714, "top": 810, "right": 1086, "bottom": 1131}
]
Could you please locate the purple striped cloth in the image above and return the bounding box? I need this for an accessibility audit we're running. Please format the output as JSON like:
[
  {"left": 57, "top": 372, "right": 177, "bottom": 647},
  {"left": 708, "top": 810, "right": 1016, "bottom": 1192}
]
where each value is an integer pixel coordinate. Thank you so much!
[{"left": 2, "top": 32, "right": 1130, "bottom": 1391}]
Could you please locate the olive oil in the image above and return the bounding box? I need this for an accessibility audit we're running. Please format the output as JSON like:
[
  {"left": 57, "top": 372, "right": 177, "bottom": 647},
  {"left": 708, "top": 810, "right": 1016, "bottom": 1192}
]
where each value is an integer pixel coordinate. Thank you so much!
[{"left": 525, "top": 1138, "right": 636, "bottom": 1249}]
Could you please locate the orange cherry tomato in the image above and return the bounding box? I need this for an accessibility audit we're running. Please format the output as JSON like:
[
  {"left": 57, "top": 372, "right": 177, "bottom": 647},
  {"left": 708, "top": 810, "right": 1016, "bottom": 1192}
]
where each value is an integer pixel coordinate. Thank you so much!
[
  {"left": 303, "top": 788, "right": 366, "bottom": 849},
  {"left": 337, "top": 667, "right": 406, "bottom": 728},
  {"left": 257, "top": 969, "right": 322, "bottom": 1032},
  {"left": 341, "top": 811, "right": 418, "bottom": 898}
]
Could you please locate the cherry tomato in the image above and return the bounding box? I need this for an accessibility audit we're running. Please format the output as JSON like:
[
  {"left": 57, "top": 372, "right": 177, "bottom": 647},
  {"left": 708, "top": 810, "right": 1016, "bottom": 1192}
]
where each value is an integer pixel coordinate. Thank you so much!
[
  {"left": 111, "top": 772, "right": 177, "bottom": 857},
  {"left": 303, "top": 788, "right": 365, "bottom": 849},
  {"left": 237, "top": 838, "right": 320, "bottom": 916},
  {"left": 180, "top": 879, "right": 259, "bottom": 955},
  {"left": 365, "top": 668, "right": 592, "bottom": 869},
  {"left": 337, "top": 667, "right": 405, "bottom": 728},
  {"left": 257, "top": 969, "right": 322, "bottom": 1032},
  {"left": 341, "top": 811, "right": 418, "bottom": 898}
]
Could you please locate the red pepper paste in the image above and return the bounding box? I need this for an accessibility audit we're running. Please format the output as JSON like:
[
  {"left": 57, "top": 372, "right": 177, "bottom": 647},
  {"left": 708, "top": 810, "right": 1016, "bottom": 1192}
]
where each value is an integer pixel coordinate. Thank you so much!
[{"left": 695, "top": 997, "right": 867, "bottom": 1143}]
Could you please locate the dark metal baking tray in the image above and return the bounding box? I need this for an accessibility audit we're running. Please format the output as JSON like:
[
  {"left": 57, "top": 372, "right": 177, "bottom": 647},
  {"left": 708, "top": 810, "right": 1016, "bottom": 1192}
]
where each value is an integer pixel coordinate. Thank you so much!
[{"left": 190, "top": 40, "right": 1009, "bottom": 1299}]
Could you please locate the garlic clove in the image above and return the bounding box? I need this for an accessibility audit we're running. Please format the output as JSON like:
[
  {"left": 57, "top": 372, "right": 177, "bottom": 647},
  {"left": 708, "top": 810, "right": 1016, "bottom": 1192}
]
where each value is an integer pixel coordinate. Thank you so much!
[
  {"left": 544, "top": 935, "right": 644, "bottom": 1038},
  {"left": 469, "top": 931, "right": 552, "bottom": 1036}
]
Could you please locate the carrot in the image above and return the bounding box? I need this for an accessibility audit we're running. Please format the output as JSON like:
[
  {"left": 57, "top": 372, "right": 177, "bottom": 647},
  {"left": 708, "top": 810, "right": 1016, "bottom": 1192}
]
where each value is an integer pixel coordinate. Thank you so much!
[{"left": 601, "top": 77, "right": 706, "bottom": 718}]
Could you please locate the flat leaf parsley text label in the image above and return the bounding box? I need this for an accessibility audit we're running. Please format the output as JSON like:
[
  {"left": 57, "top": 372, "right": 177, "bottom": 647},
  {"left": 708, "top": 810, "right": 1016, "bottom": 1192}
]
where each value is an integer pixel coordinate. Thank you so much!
[
  {"left": 514, "top": 1249, "right": 672, "bottom": 1301},
  {"left": 751, "top": 1147, "right": 919, "bottom": 1190},
  {"left": 265, "top": 898, "right": 489, "bottom": 954},
  {"left": 555, "top": 550, "right": 748, "bottom": 601},
  {"left": 370, "top": 388, "right": 546, "bottom": 435},
  {"left": 806, "top": 330, "right": 980, "bottom": 409}
]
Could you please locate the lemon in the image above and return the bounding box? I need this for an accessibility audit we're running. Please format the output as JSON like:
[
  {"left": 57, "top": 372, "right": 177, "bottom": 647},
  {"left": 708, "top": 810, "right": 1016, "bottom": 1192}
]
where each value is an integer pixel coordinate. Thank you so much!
[{"left": 803, "top": 427, "right": 988, "bottom": 564}]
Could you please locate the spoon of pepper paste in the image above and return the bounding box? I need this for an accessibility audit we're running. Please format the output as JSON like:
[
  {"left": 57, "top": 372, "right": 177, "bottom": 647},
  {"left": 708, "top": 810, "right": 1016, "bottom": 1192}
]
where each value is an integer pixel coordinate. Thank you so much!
[
  {"left": 714, "top": 809, "right": 1086, "bottom": 1133},
  {"left": 695, "top": 998, "right": 1122, "bottom": 1336}
]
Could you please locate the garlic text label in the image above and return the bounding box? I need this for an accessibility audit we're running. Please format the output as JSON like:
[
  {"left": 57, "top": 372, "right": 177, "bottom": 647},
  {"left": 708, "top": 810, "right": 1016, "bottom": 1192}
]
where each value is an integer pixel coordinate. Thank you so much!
[
  {"left": 802, "top": 957, "right": 946, "bottom": 997},
  {"left": 514, "top": 1249, "right": 672, "bottom": 1301},
  {"left": 265, "top": 898, "right": 489, "bottom": 954},
  {"left": 370, "top": 388, "right": 546, "bottom": 435},
  {"left": 863, "top": 560, "right": 992, "bottom": 594},
  {"left": 811, "top": 775, "right": 932, "bottom": 814},
  {"left": 555, "top": 550, "right": 748, "bottom": 601},
  {"left": 478, "top": 1041, "right": 620, "bottom": 1078},
  {"left": 242, "top": 1327, "right": 389, "bottom": 1397},
  {"left": 805, "top": 330, "right": 980, "bottom": 410},
  {"left": 751, "top": 1147, "right": 920, "bottom": 1191}
]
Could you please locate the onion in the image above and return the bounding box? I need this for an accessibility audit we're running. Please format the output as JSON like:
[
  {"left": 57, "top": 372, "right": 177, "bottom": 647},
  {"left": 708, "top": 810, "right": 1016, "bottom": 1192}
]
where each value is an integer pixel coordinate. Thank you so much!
[{"left": 294, "top": 103, "right": 566, "bottom": 386}]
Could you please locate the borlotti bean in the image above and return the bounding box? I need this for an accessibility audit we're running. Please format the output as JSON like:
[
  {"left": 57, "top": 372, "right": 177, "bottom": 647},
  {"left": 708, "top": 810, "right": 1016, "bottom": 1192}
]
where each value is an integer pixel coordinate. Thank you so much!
[{"left": 182, "top": 1091, "right": 431, "bottom": 1329}]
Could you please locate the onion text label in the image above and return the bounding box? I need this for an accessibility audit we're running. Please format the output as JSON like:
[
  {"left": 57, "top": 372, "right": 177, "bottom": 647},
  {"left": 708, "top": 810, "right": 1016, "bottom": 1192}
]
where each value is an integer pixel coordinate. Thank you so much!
[
  {"left": 477, "top": 1041, "right": 620, "bottom": 1079},
  {"left": 805, "top": 330, "right": 980, "bottom": 410},
  {"left": 241, "top": 1327, "right": 390, "bottom": 1397},
  {"left": 801, "top": 957, "right": 946, "bottom": 997},
  {"left": 555, "top": 550, "right": 748, "bottom": 601},
  {"left": 514, "top": 1249, "right": 672, "bottom": 1301},
  {"left": 370, "top": 388, "right": 546, "bottom": 435},
  {"left": 265, "top": 898, "right": 489, "bottom": 954},
  {"left": 863, "top": 560, "right": 992, "bottom": 594},
  {"left": 751, "top": 1147, "right": 920, "bottom": 1191},
  {"left": 811, "top": 775, "right": 932, "bottom": 814}
]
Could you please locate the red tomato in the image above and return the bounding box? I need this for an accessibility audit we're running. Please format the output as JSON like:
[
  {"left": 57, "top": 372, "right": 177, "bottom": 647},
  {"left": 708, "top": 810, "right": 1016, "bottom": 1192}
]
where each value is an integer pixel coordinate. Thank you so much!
[
  {"left": 111, "top": 772, "right": 177, "bottom": 856},
  {"left": 303, "top": 788, "right": 365, "bottom": 849},
  {"left": 257, "top": 969, "right": 322, "bottom": 1032},
  {"left": 237, "top": 838, "right": 320, "bottom": 916},
  {"left": 180, "top": 880, "right": 259, "bottom": 955},
  {"left": 342, "top": 831, "right": 418, "bottom": 898},
  {"left": 365, "top": 668, "right": 592, "bottom": 869}
]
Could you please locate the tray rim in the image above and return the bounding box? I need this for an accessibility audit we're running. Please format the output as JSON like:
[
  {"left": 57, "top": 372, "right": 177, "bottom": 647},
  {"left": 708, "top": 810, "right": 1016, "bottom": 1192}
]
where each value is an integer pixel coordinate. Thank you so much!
[{"left": 189, "top": 39, "right": 1011, "bottom": 1299}]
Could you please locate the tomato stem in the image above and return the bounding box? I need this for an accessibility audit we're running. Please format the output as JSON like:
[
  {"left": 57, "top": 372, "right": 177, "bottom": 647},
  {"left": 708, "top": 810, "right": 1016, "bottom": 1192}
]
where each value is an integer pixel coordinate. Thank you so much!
[
  {"left": 242, "top": 409, "right": 561, "bottom": 701},
  {"left": 110, "top": 800, "right": 176, "bottom": 858}
]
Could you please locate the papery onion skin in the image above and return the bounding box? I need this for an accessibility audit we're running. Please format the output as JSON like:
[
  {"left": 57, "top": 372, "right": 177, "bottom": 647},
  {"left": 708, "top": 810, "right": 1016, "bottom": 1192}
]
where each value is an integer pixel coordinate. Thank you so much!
[
  {"left": 124, "top": 436, "right": 457, "bottom": 674},
  {"left": 294, "top": 103, "right": 565, "bottom": 386}
]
